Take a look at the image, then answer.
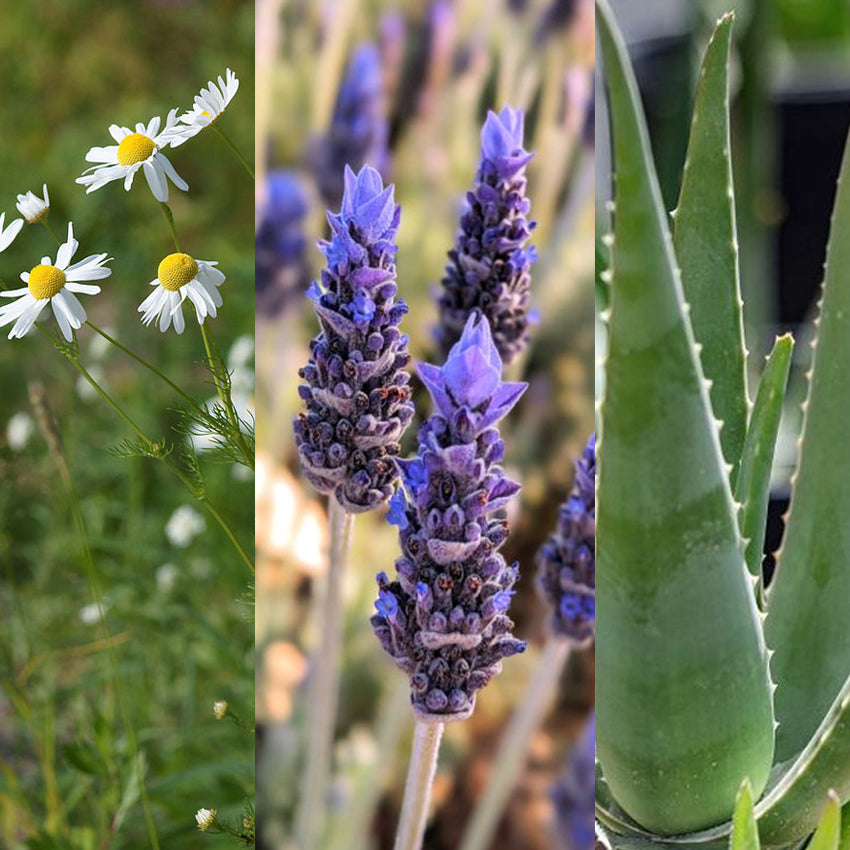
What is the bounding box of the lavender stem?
[459,637,572,850]
[297,499,355,850]
[394,720,445,850]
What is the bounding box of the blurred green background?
[0,1,255,847]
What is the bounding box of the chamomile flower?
[166,68,239,147]
[138,252,225,334]
[77,111,188,203]
[0,212,23,252]
[16,184,50,224]
[0,222,112,341]
[195,808,217,831]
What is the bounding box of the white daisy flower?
[166,68,239,147]
[16,184,50,224]
[77,111,188,203]
[6,412,34,451]
[0,212,24,252]
[138,252,225,334]
[165,504,206,548]
[0,222,112,341]
[195,808,217,832]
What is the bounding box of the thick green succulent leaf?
[734,335,794,594]
[757,673,850,847]
[765,131,850,762]
[807,793,841,850]
[672,13,749,482]
[730,780,761,850]
[596,0,775,835]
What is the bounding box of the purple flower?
[371,313,527,721]
[552,714,595,850]
[536,434,595,644]
[293,165,414,513]
[436,107,537,365]
[255,171,310,316]
[310,44,389,209]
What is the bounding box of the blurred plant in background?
[255,0,595,848]
[0,2,254,847]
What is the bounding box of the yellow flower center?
[28,264,66,300]
[158,253,198,291]
[116,133,156,166]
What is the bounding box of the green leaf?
[734,335,794,595]
[672,13,749,483]
[596,0,775,834]
[757,673,850,846]
[63,741,108,776]
[765,130,850,762]
[841,801,850,850]
[730,780,760,850]
[808,792,842,850]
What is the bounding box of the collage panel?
[255,0,595,848]
[0,2,255,846]
[596,0,850,846]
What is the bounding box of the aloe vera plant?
[595,1,850,846]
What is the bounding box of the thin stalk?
[85,321,207,418]
[67,356,254,573]
[160,202,181,252]
[393,720,445,850]
[458,637,571,850]
[296,500,355,850]
[42,220,62,245]
[210,122,255,180]
[42,399,160,849]
[199,321,253,469]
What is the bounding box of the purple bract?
[294,165,413,513]
[536,433,595,644]
[371,312,527,721]
[436,106,537,365]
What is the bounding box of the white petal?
[0,294,36,323]
[57,289,87,323]
[65,281,101,295]
[172,300,186,334]
[143,160,168,202]
[185,282,212,322]
[8,301,46,339]
[0,216,24,251]
[56,223,78,270]
[66,253,112,281]
[85,146,120,164]
[155,153,188,191]
[51,296,74,341]
[197,262,225,287]
[124,165,139,192]
[1,287,30,298]
[109,125,130,143]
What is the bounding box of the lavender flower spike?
[294,164,414,512]
[310,44,389,209]
[372,312,528,722]
[536,433,595,645]
[436,106,537,364]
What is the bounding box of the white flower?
[0,222,112,341]
[139,252,225,334]
[195,808,217,831]
[166,69,239,147]
[156,562,178,592]
[165,504,206,547]
[16,184,50,224]
[0,212,24,253]
[6,412,34,450]
[213,699,228,720]
[79,598,111,625]
[77,112,188,203]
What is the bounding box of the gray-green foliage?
[595,1,850,846]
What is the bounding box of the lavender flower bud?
[436,107,537,365]
[371,313,527,721]
[255,171,310,316]
[536,434,595,644]
[551,714,595,850]
[294,165,414,513]
[310,44,389,209]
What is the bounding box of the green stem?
[199,321,253,469]
[42,220,62,245]
[85,321,207,419]
[210,123,255,180]
[67,357,254,574]
[458,637,571,850]
[393,721,445,850]
[296,500,355,850]
[159,203,181,252]
[48,414,160,849]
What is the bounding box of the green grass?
[0,2,255,846]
